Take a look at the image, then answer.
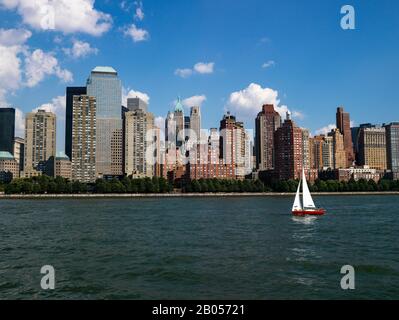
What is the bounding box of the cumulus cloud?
[225,83,302,121]
[33,95,66,118]
[315,124,336,136]
[123,24,149,42]
[0,28,32,46]
[24,49,73,87]
[0,28,32,103]
[175,62,215,78]
[182,95,207,107]
[63,39,98,59]
[0,0,112,36]
[122,87,150,106]
[193,62,214,74]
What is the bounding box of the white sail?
[292,180,302,211]
[302,169,316,209]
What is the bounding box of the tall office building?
[384,122,399,179]
[336,107,354,167]
[87,66,122,177]
[358,126,387,170]
[0,108,15,154]
[328,128,346,169]
[255,104,281,171]
[24,110,56,174]
[71,95,97,183]
[174,98,185,147]
[13,137,25,172]
[274,112,303,181]
[189,106,201,142]
[124,108,155,178]
[65,87,86,160]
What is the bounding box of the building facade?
[358,127,387,170]
[71,95,97,183]
[13,137,25,172]
[0,151,19,183]
[65,87,87,160]
[24,110,56,175]
[124,108,155,178]
[328,128,346,169]
[274,112,303,181]
[255,104,281,171]
[385,122,399,179]
[336,107,355,167]
[0,108,15,154]
[87,66,122,177]
[189,106,201,143]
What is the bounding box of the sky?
[1,0,399,153]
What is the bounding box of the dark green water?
[0,196,398,300]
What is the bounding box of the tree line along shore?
[1,175,399,195]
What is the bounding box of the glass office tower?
[0,108,15,154]
[87,67,123,177]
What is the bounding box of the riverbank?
[1,191,399,199]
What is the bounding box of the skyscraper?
[384,122,399,179]
[174,98,185,147]
[71,95,97,183]
[301,128,311,171]
[24,110,56,175]
[336,107,354,167]
[255,104,281,171]
[358,126,387,170]
[274,112,303,181]
[87,66,122,177]
[65,87,86,160]
[189,106,201,142]
[0,108,15,154]
[322,136,334,169]
[124,107,155,178]
[328,128,347,169]
[219,112,247,178]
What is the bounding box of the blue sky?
[0,0,399,153]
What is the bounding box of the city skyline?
[1,0,399,154]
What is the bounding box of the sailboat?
[292,169,326,216]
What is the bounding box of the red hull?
[292,209,326,216]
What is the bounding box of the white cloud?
[24,49,73,87]
[225,83,302,121]
[315,124,336,136]
[182,95,207,107]
[63,39,98,59]
[0,28,31,103]
[33,95,66,118]
[193,62,214,74]
[175,62,215,78]
[122,87,150,107]
[0,28,32,46]
[174,68,193,78]
[262,60,275,69]
[0,0,112,36]
[155,116,165,130]
[123,24,149,42]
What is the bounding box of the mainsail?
[292,180,302,211]
[302,169,316,209]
